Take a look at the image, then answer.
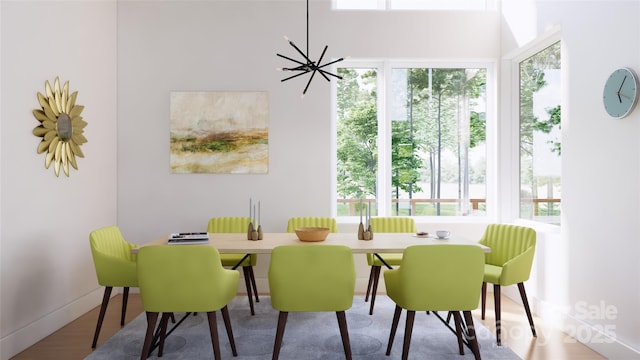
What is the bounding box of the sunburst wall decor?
[32,77,87,177]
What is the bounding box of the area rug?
[86,296,520,359]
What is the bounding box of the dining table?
[134,232,490,269]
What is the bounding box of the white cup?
[436,230,450,239]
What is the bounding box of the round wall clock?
[603,67,639,119]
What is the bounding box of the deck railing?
[337,198,561,216]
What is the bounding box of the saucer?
[435,236,449,240]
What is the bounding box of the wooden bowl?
[295,227,330,242]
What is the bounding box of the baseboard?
[0,288,106,360]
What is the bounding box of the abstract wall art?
[170,91,269,174]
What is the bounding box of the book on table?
[167,232,209,245]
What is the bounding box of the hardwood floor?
[11,293,606,360]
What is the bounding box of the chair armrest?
[93,253,138,286]
[499,246,535,286]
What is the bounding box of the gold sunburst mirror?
[32,77,87,177]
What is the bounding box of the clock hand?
[620,92,634,101]
[617,76,628,103]
[619,75,627,92]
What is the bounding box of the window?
[335,61,490,218]
[519,41,561,224]
[335,0,494,11]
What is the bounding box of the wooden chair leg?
[518,282,537,337]
[336,311,352,360]
[140,312,158,360]
[92,286,112,348]
[481,281,487,320]
[157,313,170,357]
[220,306,238,356]
[121,287,130,326]
[463,310,482,360]
[242,266,256,315]
[386,305,402,355]
[452,311,465,355]
[493,284,501,346]
[365,266,375,302]
[207,311,221,360]
[369,266,381,315]
[272,312,288,360]
[248,266,259,303]
[402,310,416,360]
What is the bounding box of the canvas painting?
[170,91,269,174]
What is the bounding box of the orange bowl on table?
[295,227,330,242]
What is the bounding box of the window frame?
[501,29,562,225]
[331,59,498,223]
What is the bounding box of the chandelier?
[277,0,344,97]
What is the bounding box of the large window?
[519,41,561,224]
[335,0,494,11]
[336,62,489,218]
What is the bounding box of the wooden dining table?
[134,232,490,269]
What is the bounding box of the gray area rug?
[86,295,520,359]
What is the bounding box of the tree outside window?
[336,63,487,217]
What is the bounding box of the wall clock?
[602,67,639,119]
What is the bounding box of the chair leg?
[481,281,487,320]
[401,310,416,360]
[121,287,130,326]
[493,284,501,346]
[336,311,352,360]
[463,310,482,360]
[365,266,375,302]
[140,312,159,360]
[207,311,221,360]
[242,266,256,315]
[248,266,260,303]
[386,305,402,355]
[272,312,288,360]
[157,313,170,357]
[369,266,381,315]
[452,311,465,355]
[92,286,112,348]
[518,282,537,337]
[221,306,238,356]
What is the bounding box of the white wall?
[0,1,118,358]
[115,0,500,302]
[502,1,640,358]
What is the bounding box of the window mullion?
[377,62,391,216]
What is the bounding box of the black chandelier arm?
[317,57,344,69]
[318,68,343,81]
[287,40,313,65]
[281,70,312,83]
[314,46,330,81]
[303,69,318,95]
[277,53,307,67]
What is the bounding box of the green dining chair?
[286,216,338,233]
[208,216,259,315]
[268,245,355,360]
[384,245,484,360]
[89,226,138,348]
[366,216,416,315]
[137,245,239,360]
[479,223,537,346]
